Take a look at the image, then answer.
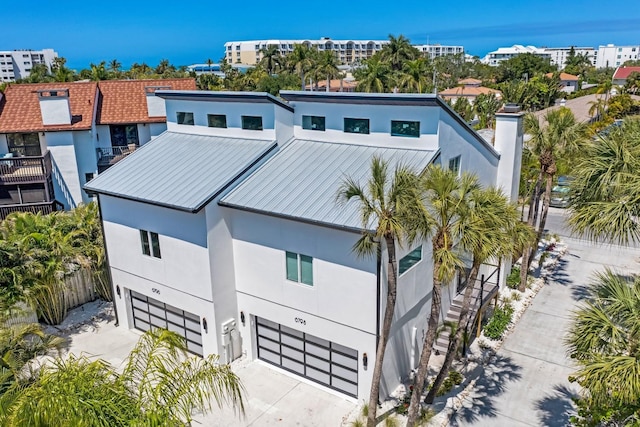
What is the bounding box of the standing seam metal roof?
[220,139,435,231]
[84,132,276,212]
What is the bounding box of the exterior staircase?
[433,267,500,355]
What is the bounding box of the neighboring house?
[439,78,502,103]
[482,45,550,66]
[412,44,464,59]
[545,72,580,93]
[0,78,196,218]
[612,66,640,87]
[85,90,524,402]
[0,49,58,82]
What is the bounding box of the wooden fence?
[3,268,99,327]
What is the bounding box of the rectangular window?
[242,115,263,130]
[177,112,194,125]
[7,133,41,156]
[399,246,422,275]
[449,155,461,175]
[344,118,370,134]
[302,115,326,131]
[207,114,227,128]
[140,230,150,256]
[85,173,94,183]
[285,251,313,286]
[391,120,420,137]
[109,124,139,146]
[140,230,161,259]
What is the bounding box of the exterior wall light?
[116,285,121,298]
[240,311,245,326]
[363,353,368,370]
[202,317,208,333]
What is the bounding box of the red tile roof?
[439,86,502,98]
[96,78,196,125]
[545,72,579,81]
[0,82,98,133]
[458,78,482,85]
[613,66,640,81]
[304,79,357,92]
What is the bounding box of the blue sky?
[4,1,639,69]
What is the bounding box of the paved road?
[450,209,640,426]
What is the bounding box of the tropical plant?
[450,97,474,121]
[355,55,391,93]
[108,59,122,78]
[315,50,341,92]
[566,269,640,426]
[379,35,419,72]
[288,44,316,90]
[474,93,502,129]
[0,329,245,426]
[423,188,534,404]
[337,157,421,427]
[259,45,282,75]
[568,118,640,244]
[519,108,586,291]
[399,59,430,93]
[405,167,480,427]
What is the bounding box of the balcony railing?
[0,151,52,185]
[97,145,138,172]
[0,200,64,220]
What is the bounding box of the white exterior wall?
[149,123,166,139]
[100,195,219,355]
[0,134,7,154]
[596,45,640,68]
[46,131,83,208]
[290,101,440,149]
[137,123,152,145]
[436,111,499,187]
[95,125,112,149]
[73,131,98,202]
[231,209,377,399]
[165,99,279,141]
[0,49,58,82]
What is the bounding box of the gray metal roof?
[220,139,436,231]
[85,132,276,212]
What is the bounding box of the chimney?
[145,86,171,117]
[37,89,71,125]
[494,104,524,203]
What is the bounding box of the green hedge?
[483,303,514,340]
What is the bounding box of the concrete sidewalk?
[450,237,640,426]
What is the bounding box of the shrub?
[483,303,514,340]
[511,291,522,301]
[449,370,463,385]
[506,267,521,289]
[435,370,464,396]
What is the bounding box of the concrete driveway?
[61,313,355,427]
[450,213,640,426]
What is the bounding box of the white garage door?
[130,290,203,356]
[256,317,358,397]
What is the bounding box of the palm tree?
[588,97,607,121]
[474,93,502,129]
[259,45,282,75]
[399,58,430,93]
[337,157,420,427]
[288,44,315,90]
[568,118,640,244]
[519,109,586,291]
[424,189,534,404]
[596,80,613,103]
[379,35,419,72]
[108,59,122,78]
[405,166,480,427]
[355,55,391,93]
[316,50,340,92]
[566,269,640,424]
[0,329,245,426]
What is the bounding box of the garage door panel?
[129,291,203,357]
[255,317,358,398]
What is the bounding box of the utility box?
[220,319,240,363]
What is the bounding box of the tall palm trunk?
[326,75,330,92]
[424,261,480,404]
[536,171,554,243]
[520,170,544,291]
[366,235,398,427]
[300,70,305,91]
[406,261,443,427]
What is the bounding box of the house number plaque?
[294,317,306,325]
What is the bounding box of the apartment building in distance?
[0,49,58,82]
[224,38,465,65]
[596,44,640,69]
[544,47,596,67]
[482,45,551,66]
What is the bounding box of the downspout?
[96,194,119,327]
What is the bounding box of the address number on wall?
[294,317,306,325]
[151,288,160,295]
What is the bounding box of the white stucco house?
[84,91,524,401]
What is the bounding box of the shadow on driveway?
[535,384,578,426]
[449,354,522,426]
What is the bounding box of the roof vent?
[503,103,521,113]
[37,88,72,125]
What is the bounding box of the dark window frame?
[344,117,370,134]
[285,251,313,286]
[140,230,161,259]
[302,115,326,131]
[176,112,195,125]
[7,133,41,156]
[207,114,227,128]
[391,120,420,138]
[399,246,422,275]
[241,115,263,130]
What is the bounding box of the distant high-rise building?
[0,49,58,82]
[596,44,640,69]
[223,38,464,65]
